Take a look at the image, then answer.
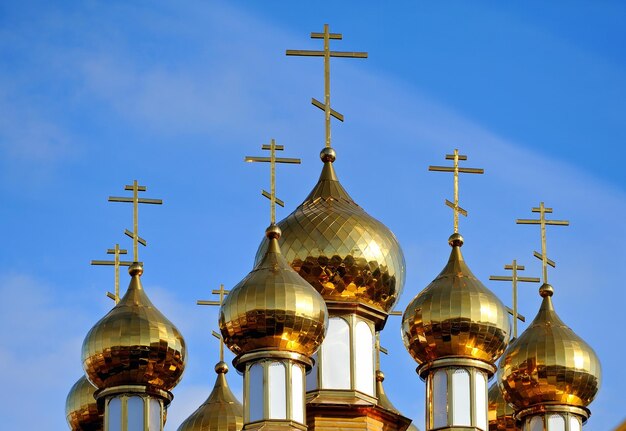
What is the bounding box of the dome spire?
[516,201,569,284]
[286,23,367,151]
[428,148,484,234]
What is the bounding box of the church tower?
[254,24,410,431]
[402,150,511,431]
[82,181,187,431]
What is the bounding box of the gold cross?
[516,202,569,284]
[287,24,368,149]
[245,139,300,225]
[490,259,540,338]
[108,180,163,262]
[375,332,388,372]
[429,149,484,233]
[197,284,230,362]
[91,244,137,304]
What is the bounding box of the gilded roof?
[488,382,518,431]
[82,263,186,392]
[255,154,405,314]
[220,227,328,358]
[498,284,601,410]
[177,362,243,431]
[402,234,510,365]
[65,375,102,431]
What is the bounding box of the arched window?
[291,364,304,423]
[249,363,264,422]
[529,416,543,431]
[547,414,565,431]
[127,396,144,430]
[433,370,448,428]
[268,362,286,419]
[354,320,374,396]
[148,399,161,431]
[321,317,350,389]
[569,416,582,431]
[107,397,122,431]
[475,371,487,430]
[452,369,471,426]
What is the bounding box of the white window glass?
[249,363,264,422]
[475,371,487,430]
[268,362,287,419]
[433,370,448,428]
[547,414,565,431]
[291,364,304,423]
[354,320,374,396]
[569,416,581,431]
[107,397,122,431]
[321,318,350,389]
[306,354,318,391]
[148,399,161,431]
[530,416,543,431]
[127,396,144,430]
[452,369,471,426]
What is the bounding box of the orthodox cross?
[91,243,135,303]
[108,180,163,262]
[516,202,569,284]
[287,24,368,149]
[428,149,484,233]
[375,332,388,372]
[197,284,229,362]
[489,259,540,338]
[245,139,300,224]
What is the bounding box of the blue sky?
[0,1,624,430]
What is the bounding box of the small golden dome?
[177,362,243,431]
[254,150,405,314]
[402,234,510,366]
[488,382,517,431]
[220,226,328,358]
[498,284,601,410]
[66,375,103,431]
[82,263,186,392]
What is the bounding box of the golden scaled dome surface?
[82,264,186,392]
[255,151,405,314]
[177,362,243,431]
[498,284,601,410]
[402,234,511,365]
[488,382,517,431]
[66,375,103,431]
[221,227,328,357]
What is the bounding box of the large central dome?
[254,148,405,313]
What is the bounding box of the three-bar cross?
[91,243,136,303]
[490,259,540,338]
[197,284,230,362]
[429,149,484,233]
[516,202,569,284]
[108,180,162,262]
[245,139,300,224]
[287,24,368,149]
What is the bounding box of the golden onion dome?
[220,225,328,358]
[254,148,405,314]
[498,284,601,410]
[402,233,510,366]
[177,361,243,431]
[66,375,103,431]
[488,382,517,431]
[82,263,186,392]
[376,370,421,431]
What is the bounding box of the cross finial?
[287,24,368,151]
[516,202,569,284]
[245,139,300,225]
[429,149,484,233]
[108,180,163,262]
[375,332,388,372]
[91,243,136,304]
[197,284,230,362]
[490,259,540,338]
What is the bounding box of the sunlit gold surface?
[498,284,601,410]
[82,264,186,391]
[66,375,103,431]
[255,157,405,313]
[177,362,243,431]
[221,229,328,357]
[488,382,517,431]
[402,235,510,365]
